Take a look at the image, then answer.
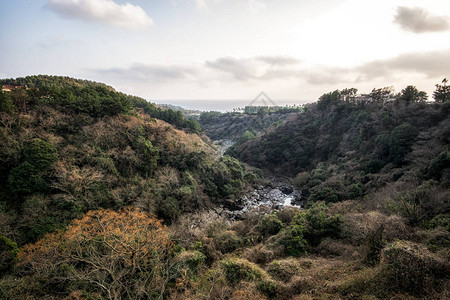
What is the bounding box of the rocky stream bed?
[217,178,303,220]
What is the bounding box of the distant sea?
[154,99,314,112]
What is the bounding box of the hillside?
[0,79,449,300]
[199,111,298,141]
[0,76,257,247]
[231,93,450,212]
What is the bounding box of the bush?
[156,196,181,224]
[308,186,339,203]
[425,150,450,181]
[172,250,206,278]
[256,280,278,298]
[222,258,264,284]
[294,172,310,189]
[133,136,158,177]
[0,236,19,273]
[214,230,242,254]
[365,225,384,266]
[276,207,299,224]
[294,202,343,246]
[347,183,363,199]
[255,214,284,237]
[17,208,173,299]
[275,224,307,257]
[267,259,300,282]
[429,214,450,231]
[381,240,449,295]
[364,159,385,174]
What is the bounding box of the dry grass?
[242,243,278,265]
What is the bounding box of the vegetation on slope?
[0,76,257,248]
[230,85,450,224]
[0,77,449,299]
[199,111,297,141]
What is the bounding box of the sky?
[1,0,450,110]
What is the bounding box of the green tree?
[134,137,159,177]
[0,91,15,113]
[8,161,47,194]
[341,88,358,102]
[0,235,19,273]
[369,86,395,103]
[389,123,419,165]
[398,85,428,103]
[24,139,58,170]
[8,139,58,195]
[433,78,450,103]
[317,90,341,110]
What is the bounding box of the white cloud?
[96,63,199,83]
[394,6,450,33]
[206,56,301,80]
[191,0,265,14]
[247,0,266,15]
[46,0,153,30]
[192,0,208,10]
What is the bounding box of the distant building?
[351,94,372,103]
[1,85,38,92]
[1,85,20,92]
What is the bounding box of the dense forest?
[0,77,449,299]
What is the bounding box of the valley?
[0,76,449,300]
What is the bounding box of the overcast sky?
[1,0,449,107]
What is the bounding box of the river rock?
[264,189,286,203]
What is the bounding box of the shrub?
[172,250,206,278]
[275,225,307,257]
[18,208,173,299]
[364,159,385,174]
[276,207,299,224]
[365,225,384,266]
[267,259,300,282]
[256,280,278,298]
[8,139,58,195]
[347,183,363,199]
[244,171,259,183]
[308,186,339,203]
[425,150,450,182]
[214,230,242,254]
[255,214,284,237]
[221,258,264,284]
[429,214,450,231]
[242,244,275,265]
[294,202,343,246]
[293,172,310,189]
[0,236,19,273]
[390,180,442,225]
[156,196,181,224]
[381,240,449,295]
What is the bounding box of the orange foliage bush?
[19,208,173,299]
